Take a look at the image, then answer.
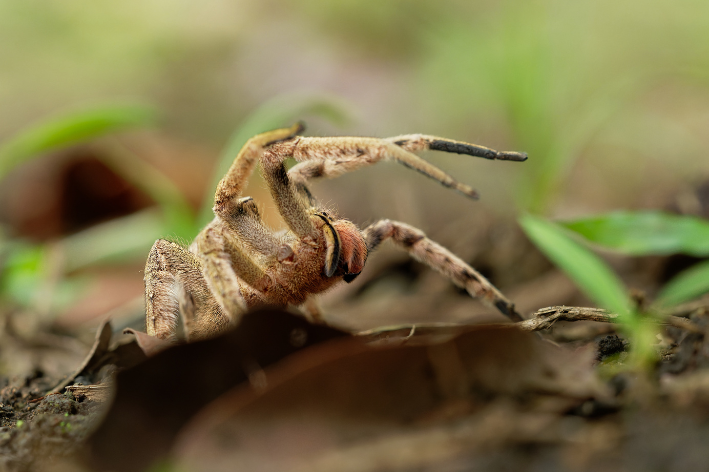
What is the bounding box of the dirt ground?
[2,245,709,472]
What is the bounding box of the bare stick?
[518,306,704,334]
[358,305,705,345]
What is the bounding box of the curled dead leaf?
[171,325,608,472]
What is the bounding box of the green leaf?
[96,143,197,239]
[519,214,631,316]
[0,243,46,307]
[0,104,157,180]
[657,259,709,307]
[198,94,352,226]
[61,208,167,272]
[560,211,709,256]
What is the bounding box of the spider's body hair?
[145,239,226,340]
[147,210,366,340]
[145,124,526,341]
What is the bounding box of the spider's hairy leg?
[144,239,227,341]
[287,137,497,200]
[286,165,317,206]
[261,148,319,239]
[193,220,271,327]
[387,134,528,162]
[220,196,281,257]
[213,122,304,218]
[362,220,523,322]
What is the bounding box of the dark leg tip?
[495,300,524,322]
[265,122,306,147]
[293,121,306,135]
[497,151,528,162]
[458,187,480,200]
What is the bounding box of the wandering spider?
[144,123,527,341]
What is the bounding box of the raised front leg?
[284,134,526,200]
[385,134,527,162]
[260,151,318,239]
[213,122,305,224]
[362,219,523,322]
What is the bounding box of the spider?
[144,122,528,341]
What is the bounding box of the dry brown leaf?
[123,327,175,356]
[51,318,113,393]
[172,325,607,472]
[88,309,349,472]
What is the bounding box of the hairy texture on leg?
[174,283,196,341]
[277,136,481,199]
[146,125,527,340]
[260,155,316,238]
[144,240,225,340]
[218,196,281,258]
[213,122,304,218]
[388,134,528,162]
[192,221,267,328]
[288,161,323,205]
[363,220,523,322]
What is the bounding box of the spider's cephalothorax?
[144,123,528,341]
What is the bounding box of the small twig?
[357,305,706,344]
[65,384,113,402]
[518,306,705,334]
[517,306,618,331]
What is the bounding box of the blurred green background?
[1,0,708,335]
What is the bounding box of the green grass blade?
[0,104,157,180]
[520,214,631,316]
[657,259,709,307]
[97,143,197,239]
[61,208,166,272]
[0,242,46,307]
[198,94,352,226]
[560,211,709,256]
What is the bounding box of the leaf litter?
[3,183,709,471]
[2,282,709,472]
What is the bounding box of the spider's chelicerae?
[145,123,527,341]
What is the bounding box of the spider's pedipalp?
[315,213,342,278]
[332,218,368,281]
[362,219,523,322]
